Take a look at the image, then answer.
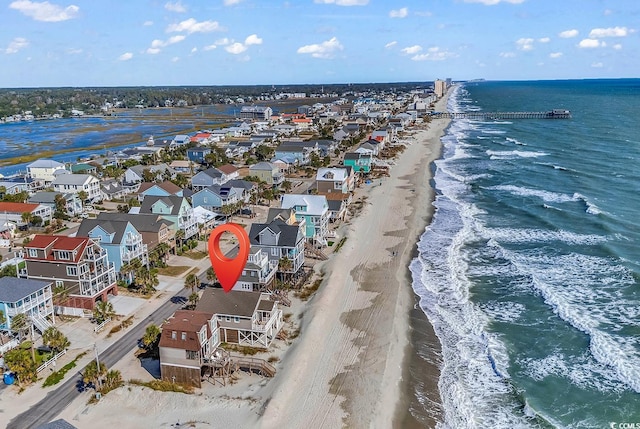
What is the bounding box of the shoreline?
[259,95,451,428]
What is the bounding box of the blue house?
[0,277,54,333]
[187,147,212,164]
[273,145,311,166]
[137,181,184,200]
[77,219,148,272]
[191,185,238,212]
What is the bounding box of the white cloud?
[118,52,133,61]
[499,51,516,58]
[559,29,578,38]
[5,37,29,54]
[463,0,524,5]
[613,43,622,50]
[549,52,563,58]
[589,26,629,38]
[604,9,613,16]
[385,41,397,49]
[401,45,422,54]
[146,48,161,54]
[9,0,79,22]
[389,7,408,18]
[191,47,198,53]
[516,37,534,51]
[203,44,216,51]
[168,35,186,44]
[215,37,230,46]
[591,62,603,68]
[538,37,550,43]
[66,47,82,54]
[143,20,153,26]
[297,37,344,59]
[314,0,369,5]
[411,46,457,61]
[164,1,186,12]
[148,34,185,52]
[171,56,180,62]
[166,18,223,34]
[578,38,605,48]
[225,43,247,54]
[224,0,242,4]
[244,34,263,46]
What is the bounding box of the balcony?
[272,173,285,185]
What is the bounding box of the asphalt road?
[7,287,191,429]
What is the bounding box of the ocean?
[409,79,640,428]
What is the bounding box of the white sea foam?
[574,193,605,215]
[486,149,548,159]
[482,227,607,245]
[497,247,640,393]
[480,301,526,323]
[489,185,575,203]
[506,137,527,146]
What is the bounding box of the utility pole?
[94,343,102,390]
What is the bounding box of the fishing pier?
[430,109,571,120]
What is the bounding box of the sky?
[1,0,639,87]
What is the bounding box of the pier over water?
[430,109,572,120]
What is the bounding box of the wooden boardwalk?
[430,109,571,119]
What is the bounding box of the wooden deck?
[430,110,571,119]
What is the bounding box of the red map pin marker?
[208,223,250,293]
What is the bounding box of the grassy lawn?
[182,250,208,260]
[156,265,190,276]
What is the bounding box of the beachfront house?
[240,106,273,121]
[0,277,54,334]
[196,289,283,349]
[97,212,176,254]
[315,167,354,194]
[280,194,330,245]
[248,217,306,277]
[273,145,312,166]
[139,195,198,241]
[343,152,372,173]
[52,174,101,202]
[76,219,148,273]
[186,147,212,164]
[124,163,176,185]
[22,235,117,312]
[232,246,278,292]
[159,310,220,388]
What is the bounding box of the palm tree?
[184,273,199,294]
[42,326,70,353]
[278,256,293,285]
[188,292,200,308]
[142,324,161,350]
[83,360,107,386]
[0,310,6,345]
[53,283,70,307]
[134,265,158,294]
[205,267,218,286]
[93,301,115,325]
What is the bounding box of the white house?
[52,174,101,202]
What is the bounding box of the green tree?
[206,267,218,286]
[0,310,6,345]
[53,283,70,306]
[83,359,107,386]
[78,190,88,204]
[21,211,33,226]
[184,273,199,294]
[188,292,200,308]
[42,326,70,353]
[278,256,293,284]
[281,180,293,193]
[93,301,115,324]
[142,324,161,350]
[4,348,37,385]
[0,264,17,278]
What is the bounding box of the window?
[55,280,64,287]
[28,248,37,258]
[271,248,278,256]
[225,316,231,322]
[66,266,78,276]
[234,317,239,323]
[171,331,177,340]
[186,350,198,360]
[181,332,187,341]
[58,251,71,260]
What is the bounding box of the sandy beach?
[46,95,451,429]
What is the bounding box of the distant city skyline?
[1,0,638,88]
